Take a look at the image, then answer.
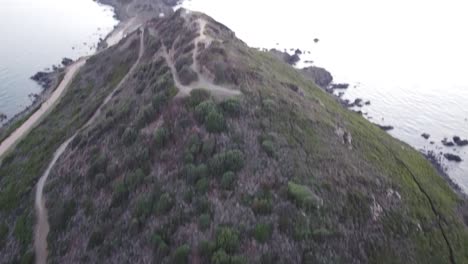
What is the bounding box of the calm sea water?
[179,0,468,192]
[0,0,117,121]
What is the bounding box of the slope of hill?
[0,9,467,264]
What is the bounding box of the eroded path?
[33,28,145,264]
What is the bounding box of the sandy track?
[0,59,86,160]
[33,28,145,264]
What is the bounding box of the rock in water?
[421,133,430,139]
[442,138,455,147]
[453,136,468,146]
[444,153,462,162]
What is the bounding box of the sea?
[0,0,117,121]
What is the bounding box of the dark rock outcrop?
[269,49,300,65]
[453,136,468,146]
[31,71,54,89]
[61,57,73,66]
[444,153,462,162]
[300,66,333,88]
[377,125,394,131]
[421,133,430,140]
[442,138,455,147]
[330,83,350,89]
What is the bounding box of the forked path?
[34,28,145,264]
[158,17,241,99]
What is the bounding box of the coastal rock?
[453,136,468,146]
[295,49,302,55]
[314,38,320,43]
[300,66,333,88]
[288,54,300,65]
[442,138,455,147]
[421,133,430,140]
[31,71,54,90]
[61,57,73,66]
[364,100,371,105]
[330,83,350,89]
[354,98,363,107]
[444,153,462,162]
[0,113,7,123]
[377,125,394,131]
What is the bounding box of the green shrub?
[287,181,322,209]
[251,198,272,215]
[209,150,245,175]
[14,213,32,247]
[202,137,216,158]
[189,89,211,107]
[52,200,77,231]
[220,98,242,117]
[231,255,248,264]
[216,227,240,253]
[87,229,105,249]
[185,164,208,185]
[111,180,128,207]
[154,127,170,148]
[187,134,202,154]
[0,222,8,244]
[211,249,230,264]
[172,244,190,264]
[194,100,217,122]
[156,193,174,215]
[221,171,236,190]
[205,110,225,133]
[196,177,210,194]
[261,140,275,157]
[122,127,138,146]
[134,195,153,220]
[254,223,272,243]
[199,240,216,258]
[127,168,145,191]
[137,104,157,127]
[152,93,170,111]
[88,154,107,177]
[194,197,211,215]
[151,233,170,258]
[198,214,211,231]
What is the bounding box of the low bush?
[261,140,275,157]
[189,89,211,107]
[154,127,170,148]
[211,249,230,264]
[216,227,240,253]
[220,98,242,117]
[209,150,245,175]
[87,229,105,250]
[196,177,210,194]
[155,193,174,215]
[172,244,190,264]
[254,223,272,243]
[122,127,138,146]
[198,214,211,231]
[205,110,225,133]
[251,198,272,215]
[221,171,236,190]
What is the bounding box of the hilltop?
[0,8,467,264]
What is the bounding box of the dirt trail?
[0,59,86,160]
[33,28,145,264]
[158,16,241,99]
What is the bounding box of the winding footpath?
[33,28,145,264]
[0,59,86,160]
